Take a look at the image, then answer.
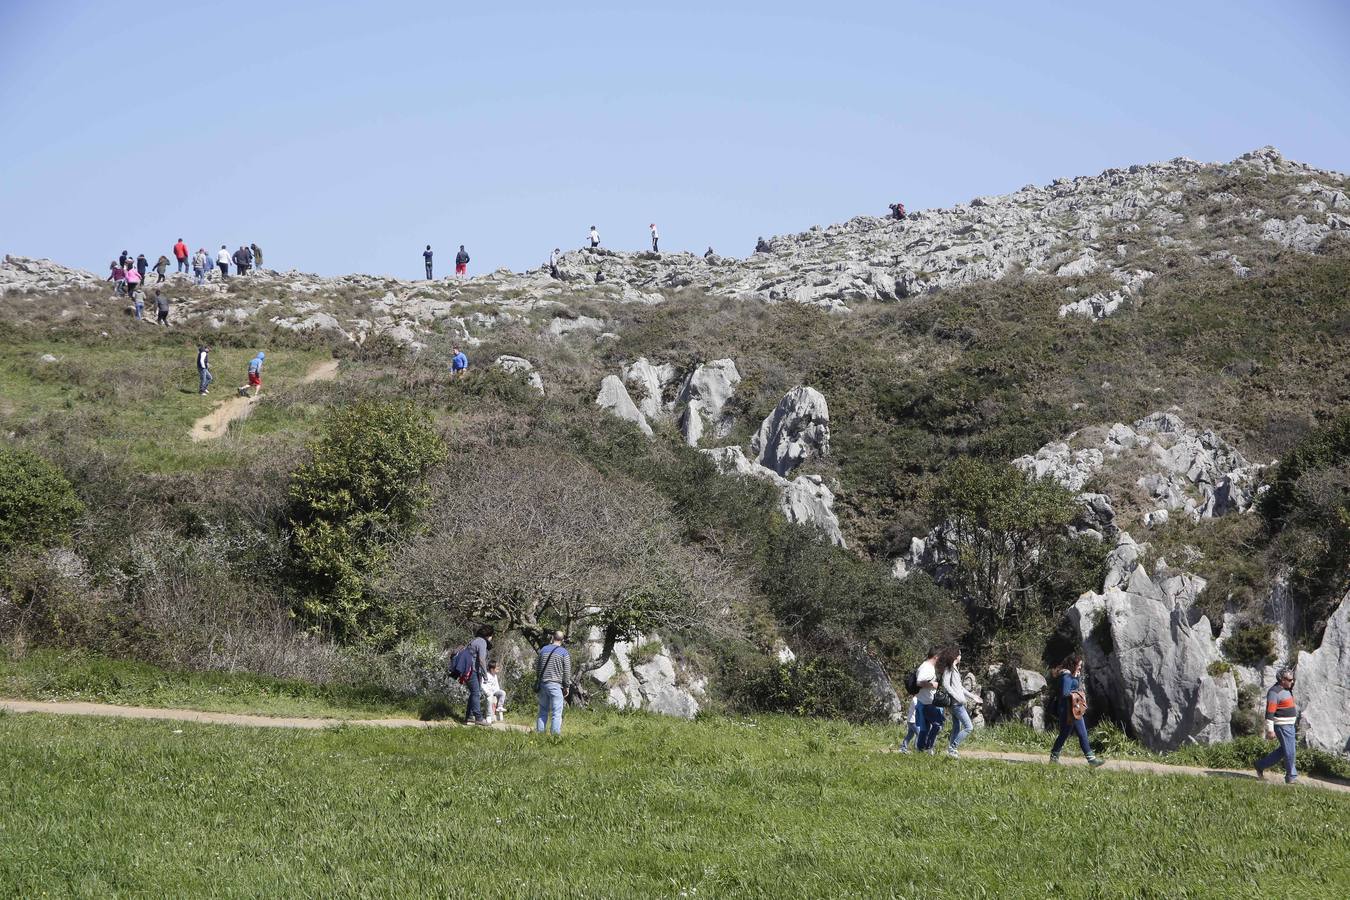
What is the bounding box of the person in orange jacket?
[173,238,189,274]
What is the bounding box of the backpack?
[903,667,920,695]
[449,644,476,684]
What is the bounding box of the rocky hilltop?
[2,147,1347,754]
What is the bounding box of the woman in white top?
[938,647,981,758]
[913,647,943,752]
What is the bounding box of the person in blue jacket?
[1049,654,1106,767]
[247,351,265,396]
[450,346,469,379]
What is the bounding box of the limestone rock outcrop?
[595,375,652,436]
[1296,590,1350,756]
[676,359,741,447]
[1071,581,1237,751]
[751,386,830,476]
[494,355,544,395]
[701,446,845,547]
[584,632,703,719]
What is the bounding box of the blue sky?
[2,1,1347,278]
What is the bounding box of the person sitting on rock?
[704,246,715,259]
[889,202,907,221]
[754,236,770,253]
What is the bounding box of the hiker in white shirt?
[913,647,943,752]
[939,648,981,758]
[216,245,231,279]
[588,226,600,250]
[650,223,659,252]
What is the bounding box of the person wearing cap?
[650,223,659,253]
[1256,668,1300,784]
[534,631,571,735]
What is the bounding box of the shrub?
[736,657,888,722]
[0,447,84,551]
[288,402,445,645]
[1222,624,1276,666]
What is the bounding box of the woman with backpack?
[913,647,946,752]
[939,647,981,758]
[1049,654,1105,767]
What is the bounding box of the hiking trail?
[0,698,528,732]
[2,698,1345,792]
[190,358,339,442]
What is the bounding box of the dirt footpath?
[190,358,339,442]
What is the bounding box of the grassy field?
[1,708,1347,898]
[0,336,334,471]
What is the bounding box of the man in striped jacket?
[535,631,571,736]
[1255,668,1299,784]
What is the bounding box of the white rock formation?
[676,359,741,447]
[701,446,845,547]
[750,386,831,476]
[622,357,679,421]
[584,632,702,719]
[595,375,651,436]
[494,355,544,395]
[1296,590,1350,756]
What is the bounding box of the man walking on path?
[250,243,263,272]
[154,289,170,326]
[549,248,562,279]
[197,345,212,395]
[217,245,231,280]
[588,225,600,250]
[423,245,433,279]
[192,248,207,285]
[450,346,469,379]
[247,351,265,396]
[136,253,149,281]
[1256,668,1300,784]
[234,246,248,277]
[465,626,494,726]
[650,223,659,252]
[455,245,469,278]
[535,631,571,735]
[174,238,189,273]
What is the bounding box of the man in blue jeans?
[1256,668,1299,784]
[535,631,571,735]
[464,625,494,726]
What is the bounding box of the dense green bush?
[734,657,888,722]
[0,447,84,551]
[1223,624,1276,666]
[288,402,445,645]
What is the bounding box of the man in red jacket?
[173,238,189,274]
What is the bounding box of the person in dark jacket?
[754,237,770,253]
[465,625,495,726]
[154,289,170,326]
[119,250,130,269]
[153,255,170,282]
[1049,654,1106,767]
[1255,668,1299,784]
[136,253,149,280]
[233,246,248,276]
[455,245,470,278]
[423,245,433,279]
[196,344,212,395]
[250,243,263,271]
[535,631,572,735]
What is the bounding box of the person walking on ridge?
[192,248,208,286]
[754,236,770,253]
[1049,654,1106,767]
[450,346,469,379]
[549,248,562,279]
[173,238,189,273]
[250,243,263,272]
[1255,668,1299,784]
[246,351,265,396]
[196,344,212,395]
[135,253,149,281]
[588,225,600,250]
[154,255,170,283]
[217,245,231,280]
[131,283,145,321]
[650,223,659,253]
[233,246,248,277]
[243,244,255,274]
[535,631,571,735]
[455,245,469,278]
[423,245,433,279]
[109,261,126,294]
[124,264,142,305]
[154,289,170,326]
[119,249,130,270]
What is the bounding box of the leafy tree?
[0,447,84,551]
[928,458,1083,644]
[288,402,445,645]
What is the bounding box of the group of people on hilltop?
[898,649,1305,784]
[420,245,470,280]
[453,627,572,735]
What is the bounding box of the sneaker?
[1255,764,1266,780]
[898,744,910,754]
[1285,775,1298,785]
[1088,756,1106,768]
[946,748,960,759]
[1049,753,1061,764]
